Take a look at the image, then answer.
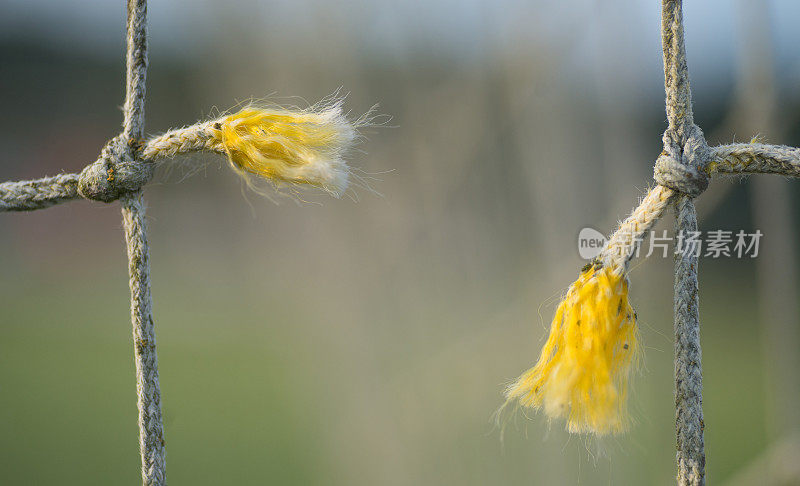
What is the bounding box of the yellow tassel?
[213,98,361,197]
[505,263,639,435]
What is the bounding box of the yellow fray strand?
[211,97,364,198]
[505,263,639,435]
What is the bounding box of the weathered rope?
[142,122,218,160]
[654,125,710,197]
[6,140,796,213]
[123,0,148,144]
[660,1,706,484]
[657,0,710,198]
[122,191,165,485]
[711,143,800,176]
[674,194,705,485]
[119,1,166,485]
[79,135,154,203]
[0,174,80,211]
[602,184,675,270]
[661,0,694,137]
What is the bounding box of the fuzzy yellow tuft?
[506,263,639,435]
[213,98,361,197]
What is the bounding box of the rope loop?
[654,124,711,198]
[78,134,154,202]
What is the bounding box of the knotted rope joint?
[78,135,153,203]
[654,125,711,198]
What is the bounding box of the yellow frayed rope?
[143,96,372,198]
[503,184,673,436]
[505,263,639,435]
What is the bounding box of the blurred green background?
[1,0,800,484]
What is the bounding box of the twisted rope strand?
[601,185,676,270]
[123,0,148,143]
[142,122,220,160]
[120,1,165,485]
[122,192,165,485]
[711,143,800,176]
[661,2,705,484]
[661,0,695,139]
[5,140,789,215]
[0,174,80,212]
[674,195,705,485]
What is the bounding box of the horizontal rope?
[0,122,216,212]
[2,138,799,214]
[0,173,80,211]
[142,122,219,160]
[593,139,800,272]
[710,143,800,177]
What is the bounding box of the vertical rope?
[661,2,705,484]
[122,192,165,485]
[674,195,705,486]
[661,0,694,138]
[123,0,148,143]
[120,1,165,484]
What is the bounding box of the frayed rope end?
[504,263,640,436]
[212,96,373,198]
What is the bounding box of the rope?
[661,0,695,138]
[122,191,165,485]
[0,174,80,211]
[660,2,706,484]
[602,184,675,270]
[79,135,155,203]
[123,0,148,144]
[711,143,800,176]
[6,139,797,213]
[142,122,218,160]
[120,1,166,485]
[674,194,705,485]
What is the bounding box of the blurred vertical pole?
[735,0,800,439]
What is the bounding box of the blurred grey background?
[1,0,800,484]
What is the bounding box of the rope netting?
[3,1,799,485]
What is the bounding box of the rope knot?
[653,124,710,197]
[78,135,154,202]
